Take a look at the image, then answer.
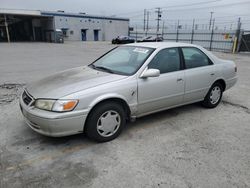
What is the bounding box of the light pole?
[209,11,214,30]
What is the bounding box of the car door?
[181,47,215,103]
[137,48,185,115]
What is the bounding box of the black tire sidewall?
[203,82,223,108]
[85,102,126,142]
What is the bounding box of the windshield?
[90,46,154,75]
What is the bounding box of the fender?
[87,93,138,116]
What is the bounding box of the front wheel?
[202,82,223,108]
[85,102,126,142]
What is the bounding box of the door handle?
[177,78,183,82]
[210,73,215,76]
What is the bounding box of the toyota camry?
[20,42,237,142]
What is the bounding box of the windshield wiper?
[90,65,114,74]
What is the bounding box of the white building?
[0,9,129,42]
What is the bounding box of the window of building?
[148,48,181,74]
[70,30,74,35]
[61,28,69,37]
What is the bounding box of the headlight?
[35,99,55,111]
[35,99,78,112]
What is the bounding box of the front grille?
[22,90,33,106]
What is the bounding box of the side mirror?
[140,69,160,78]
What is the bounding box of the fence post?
[162,21,165,40]
[235,17,242,52]
[191,19,195,44]
[209,19,215,51]
[135,25,138,42]
[176,20,179,42]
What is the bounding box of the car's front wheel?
[202,82,223,108]
[85,102,126,142]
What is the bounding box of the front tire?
[202,82,223,108]
[85,102,126,142]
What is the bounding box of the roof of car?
[125,42,198,49]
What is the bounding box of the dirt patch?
[0,83,25,105]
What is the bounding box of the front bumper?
[19,95,88,137]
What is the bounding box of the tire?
[85,102,126,142]
[202,82,223,108]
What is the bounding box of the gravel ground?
[0,42,250,188]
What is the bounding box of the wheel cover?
[97,110,121,137]
[210,86,221,104]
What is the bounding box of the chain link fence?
[129,29,238,52]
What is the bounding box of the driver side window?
[148,48,180,74]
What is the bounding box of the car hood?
[26,66,127,99]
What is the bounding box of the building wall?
[54,16,129,41]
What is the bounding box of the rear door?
[181,47,215,103]
[137,48,185,115]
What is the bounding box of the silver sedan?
[20,42,237,142]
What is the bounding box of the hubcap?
[97,110,121,137]
[210,86,221,104]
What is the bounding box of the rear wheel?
[85,102,126,142]
[202,82,223,108]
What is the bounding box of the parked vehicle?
[138,36,163,42]
[20,42,237,142]
[112,36,135,44]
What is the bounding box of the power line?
[117,0,223,16]
[163,0,250,12]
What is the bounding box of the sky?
[1,0,250,29]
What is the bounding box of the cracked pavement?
[0,42,250,188]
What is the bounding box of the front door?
[94,30,99,41]
[137,48,185,115]
[81,29,87,41]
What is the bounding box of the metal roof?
[0,9,129,21]
[0,8,42,16]
[41,11,129,21]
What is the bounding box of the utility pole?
[209,18,215,50]
[146,11,149,36]
[209,11,214,30]
[176,20,180,42]
[237,17,242,31]
[4,14,10,43]
[143,9,146,31]
[155,7,162,35]
[191,19,195,44]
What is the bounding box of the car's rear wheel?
[202,82,223,108]
[85,102,126,142]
